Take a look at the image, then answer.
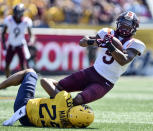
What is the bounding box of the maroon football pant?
[6,45,26,68]
[58,66,114,104]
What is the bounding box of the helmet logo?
[125,11,134,20]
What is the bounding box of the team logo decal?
[125,11,134,20]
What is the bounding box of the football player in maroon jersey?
[44,11,145,106]
[1,3,32,77]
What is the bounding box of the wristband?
[87,39,95,45]
[106,42,116,52]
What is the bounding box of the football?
[112,37,123,52]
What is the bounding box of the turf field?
[0,75,153,131]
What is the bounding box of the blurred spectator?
[79,0,92,24]
[121,0,151,22]
[46,0,65,26]
[91,0,114,25]
[0,0,152,27]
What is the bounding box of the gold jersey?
[26,91,73,128]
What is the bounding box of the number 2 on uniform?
[39,104,56,120]
[39,104,60,127]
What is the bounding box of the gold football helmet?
[68,105,94,128]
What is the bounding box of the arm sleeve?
[26,17,33,27]
[3,17,9,26]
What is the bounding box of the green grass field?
[0,75,153,131]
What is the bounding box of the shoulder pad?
[128,38,146,55]
[97,28,115,39]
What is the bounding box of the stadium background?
[0,0,153,130]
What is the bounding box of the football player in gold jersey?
[0,69,94,128]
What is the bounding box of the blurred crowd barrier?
[0,0,152,27]
[127,28,153,76]
[0,28,95,74]
[0,28,153,76]
[124,50,153,76]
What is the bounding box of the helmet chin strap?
[116,23,135,38]
[116,29,133,38]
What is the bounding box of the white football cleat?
[3,119,13,126]
[3,105,26,126]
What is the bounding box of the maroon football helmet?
[13,4,25,23]
[116,11,139,37]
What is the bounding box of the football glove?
[103,34,113,44]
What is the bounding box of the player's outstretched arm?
[79,34,102,47]
[79,37,97,47]
[111,48,139,66]
[0,69,35,89]
[40,78,60,97]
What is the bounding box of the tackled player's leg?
[1,69,38,126]
[0,69,35,89]
[13,69,38,126]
